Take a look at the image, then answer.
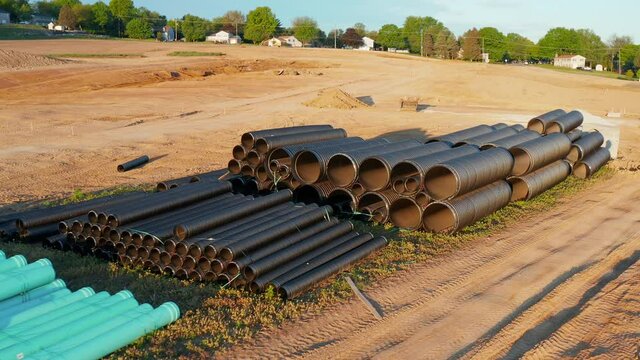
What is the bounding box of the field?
[1,39,639,359]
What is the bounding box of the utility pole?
[235,22,238,36]
[420,27,424,57]
[174,19,178,41]
[481,37,485,63]
[618,48,622,75]
[334,26,337,49]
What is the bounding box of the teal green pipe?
[0,291,114,344]
[0,259,56,302]
[0,280,66,312]
[0,292,139,359]
[0,255,27,274]
[0,289,70,322]
[0,288,94,330]
[0,250,5,260]
[25,304,155,360]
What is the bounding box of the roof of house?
[555,54,585,59]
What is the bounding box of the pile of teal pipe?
[0,249,180,360]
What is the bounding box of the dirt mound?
[304,88,368,109]
[0,49,70,71]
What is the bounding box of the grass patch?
[536,64,636,81]
[49,53,145,58]
[0,24,52,40]
[0,167,615,358]
[167,51,225,57]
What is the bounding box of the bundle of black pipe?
[267,137,365,174]
[241,125,334,149]
[527,109,566,134]
[479,130,540,150]
[326,140,424,188]
[566,131,604,163]
[390,145,479,195]
[453,124,524,147]
[423,180,512,233]
[255,129,348,155]
[358,142,451,191]
[509,133,572,176]
[573,147,610,179]
[546,110,583,134]
[117,155,149,172]
[292,138,391,185]
[509,160,571,201]
[277,236,388,300]
[424,147,514,201]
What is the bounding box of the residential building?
[31,14,54,25]
[553,54,586,69]
[0,11,10,24]
[162,26,175,42]
[205,30,241,44]
[266,37,282,47]
[268,35,302,47]
[358,37,375,51]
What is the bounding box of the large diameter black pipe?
[566,131,604,163]
[326,140,423,188]
[218,205,334,261]
[424,147,514,200]
[326,188,359,214]
[278,236,388,300]
[509,133,572,176]
[292,181,337,204]
[243,220,354,281]
[509,160,571,201]
[425,125,494,146]
[241,125,334,148]
[17,190,148,230]
[454,124,524,147]
[546,110,583,134]
[117,155,149,172]
[389,197,424,229]
[423,180,511,233]
[267,233,373,291]
[174,190,292,240]
[390,145,479,195]
[292,138,391,185]
[358,142,451,191]
[267,137,365,170]
[107,181,232,227]
[573,147,610,179]
[229,219,345,276]
[480,130,540,150]
[527,109,566,133]
[19,223,59,242]
[255,129,347,155]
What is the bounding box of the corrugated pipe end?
[527,119,545,134]
[294,151,323,184]
[422,202,456,233]
[228,159,243,174]
[389,198,422,229]
[509,178,529,201]
[359,158,391,191]
[510,147,533,176]
[327,154,357,187]
[424,165,458,200]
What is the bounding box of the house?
[0,11,10,24]
[47,22,55,30]
[205,30,241,44]
[162,26,175,42]
[31,14,54,25]
[554,54,586,69]
[595,64,603,72]
[266,36,302,47]
[357,36,375,51]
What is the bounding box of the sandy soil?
[1,39,639,358]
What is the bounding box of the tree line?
[1,1,639,75]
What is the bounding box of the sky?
[86,0,639,42]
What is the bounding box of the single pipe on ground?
[255,128,347,155]
[509,160,571,201]
[573,147,610,179]
[117,155,149,172]
[423,180,512,233]
[241,125,334,149]
[424,147,514,200]
[527,109,566,133]
[566,131,604,163]
[278,236,388,300]
[509,133,572,176]
[546,110,583,134]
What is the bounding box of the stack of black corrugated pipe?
[228,125,353,192]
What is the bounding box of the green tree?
[0,0,32,22]
[341,27,362,47]
[181,14,210,42]
[58,4,76,29]
[478,27,506,61]
[461,28,481,61]
[353,22,366,37]
[505,33,534,61]
[325,28,343,48]
[136,7,166,28]
[291,16,318,45]
[377,24,406,49]
[537,27,581,59]
[402,16,443,54]
[125,17,150,39]
[214,10,245,35]
[244,6,278,44]
[109,0,133,36]
[72,3,94,31]
[434,28,458,59]
[92,1,112,33]
[575,29,605,65]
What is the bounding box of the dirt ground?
[1,39,639,358]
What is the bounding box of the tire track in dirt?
[223,174,640,359]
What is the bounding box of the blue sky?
[86,0,639,42]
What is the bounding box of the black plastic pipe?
[527,109,566,133]
[509,133,572,176]
[479,129,540,150]
[454,124,524,147]
[241,125,334,148]
[509,160,571,201]
[425,125,494,145]
[546,110,583,134]
[567,131,604,163]
[573,147,610,179]
[326,188,359,214]
[255,129,348,155]
[267,137,365,172]
[117,155,149,172]
[566,129,583,142]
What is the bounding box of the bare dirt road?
[225,173,640,359]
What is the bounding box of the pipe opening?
[159,251,171,266]
[175,225,188,241]
[415,192,431,207]
[278,165,291,179]
[241,133,255,148]
[170,254,183,268]
[511,148,531,176]
[97,213,108,225]
[254,138,269,154]
[188,244,202,259]
[164,239,177,254]
[269,160,280,173]
[293,185,322,204]
[244,267,257,281]
[176,268,189,280]
[211,259,226,273]
[241,165,255,177]
[423,203,456,232]
[188,270,203,282]
[183,256,196,270]
[359,158,389,191]
[219,248,233,261]
[268,149,289,167]
[115,242,126,255]
[327,154,357,187]
[294,151,322,184]
[227,262,241,276]
[352,183,365,196]
[389,198,422,229]
[58,222,68,234]
[149,248,161,262]
[566,146,581,163]
[509,178,529,201]
[87,211,98,224]
[175,242,189,256]
[233,145,247,160]
[424,166,458,200]
[138,247,150,260]
[117,165,125,172]
[573,163,589,179]
[278,287,289,300]
[203,271,217,282]
[249,281,261,293]
[479,144,496,150]
[126,244,138,257]
[247,150,262,165]
[372,209,387,223]
[390,162,420,184]
[197,257,211,272]
[255,165,269,182]
[392,179,405,193]
[142,235,155,247]
[228,159,242,174]
[404,177,420,193]
[204,244,216,260]
[327,189,357,213]
[546,123,562,134]
[132,233,143,246]
[527,119,545,133]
